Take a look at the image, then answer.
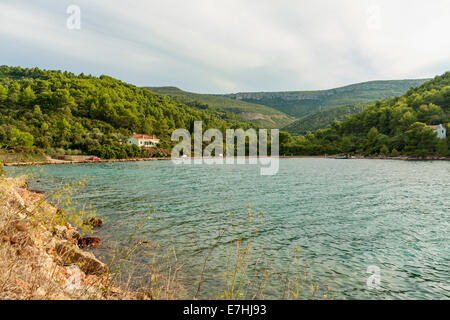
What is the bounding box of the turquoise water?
[6,159,450,299]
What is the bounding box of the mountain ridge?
[216,79,430,118]
[145,86,294,128]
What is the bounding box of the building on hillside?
[127,134,160,147]
[430,124,447,139]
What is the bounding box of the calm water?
[6,159,450,299]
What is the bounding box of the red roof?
[132,134,159,140]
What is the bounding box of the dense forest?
[0,66,255,159]
[280,72,450,157]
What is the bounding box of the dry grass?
[0,176,120,299]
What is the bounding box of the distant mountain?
[145,86,294,128]
[283,104,367,135]
[216,79,429,118]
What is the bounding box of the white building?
[430,124,447,139]
[127,134,160,147]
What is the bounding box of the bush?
[436,139,448,156]
[391,148,400,157]
[380,144,389,155]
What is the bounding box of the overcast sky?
[1,0,449,93]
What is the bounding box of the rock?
[83,217,103,228]
[15,222,27,232]
[54,240,107,275]
[78,236,102,248]
[53,225,67,238]
[65,227,81,241]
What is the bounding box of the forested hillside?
[282,104,366,135]
[146,86,294,128]
[279,72,450,157]
[0,66,255,159]
[218,79,428,118]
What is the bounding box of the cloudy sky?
[1,0,449,93]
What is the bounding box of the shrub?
[391,148,400,157]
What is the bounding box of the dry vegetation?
[0,176,131,299]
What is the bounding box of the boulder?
[78,236,102,248]
[83,217,103,228]
[54,240,107,275]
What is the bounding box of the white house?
[127,134,160,147]
[430,124,447,139]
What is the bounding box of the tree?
[380,144,389,155]
[399,111,417,128]
[279,131,292,146]
[7,83,20,104]
[404,122,437,156]
[391,148,400,157]
[7,128,34,149]
[19,86,36,106]
[365,127,380,154]
[0,84,7,102]
[436,138,448,156]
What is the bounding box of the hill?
[0,66,256,159]
[279,72,450,157]
[145,86,294,128]
[217,79,429,118]
[282,104,367,135]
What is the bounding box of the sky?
[0,0,449,93]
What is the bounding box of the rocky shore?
[0,176,135,299]
[3,157,170,167]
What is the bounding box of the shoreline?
[3,154,449,167]
[0,176,137,299]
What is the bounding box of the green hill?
[283,104,367,135]
[279,72,450,157]
[217,79,429,118]
[145,86,294,128]
[0,66,256,159]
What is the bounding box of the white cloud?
[0,0,448,92]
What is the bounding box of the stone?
[54,240,107,275]
[65,227,81,241]
[78,236,102,248]
[83,217,103,228]
[53,225,67,238]
[15,222,27,232]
